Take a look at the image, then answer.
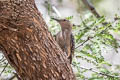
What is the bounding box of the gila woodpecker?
[52,18,75,64]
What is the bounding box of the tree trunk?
[0,0,76,80]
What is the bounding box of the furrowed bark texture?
[0,0,76,80]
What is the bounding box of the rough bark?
[0,0,76,80]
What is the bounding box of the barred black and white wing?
[69,33,75,64]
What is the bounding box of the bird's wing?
[71,33,75,56]
[68,33,75,64]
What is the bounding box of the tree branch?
[81,0,100,18]
[79,66,120,78]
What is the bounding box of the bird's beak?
[51,18,60,22]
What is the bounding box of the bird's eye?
[63,19,66,21]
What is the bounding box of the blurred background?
[35,0,120,22]
[0,0,120,80]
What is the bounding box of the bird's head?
[52,18,72,30]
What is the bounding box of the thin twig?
[13,72,21,80]
[0,63,8,76]
[0,55,4,61]
[75,36,92,49]
[79,66,120,78]
[52,6,61,17]
[8,75,16,80]
[44,1,61,18]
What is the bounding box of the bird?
[52,18,75,64]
